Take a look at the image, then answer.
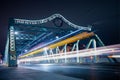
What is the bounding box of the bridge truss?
[4,14,117,67]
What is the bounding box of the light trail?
[108,55,120,58]
[26,29,83,53]
[19,32,94,58]
[19,29,89,56]
[18,44,120,64]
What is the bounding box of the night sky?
[0,0,119,56]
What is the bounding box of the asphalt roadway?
[0,64,81,80]
[19,63,120,80]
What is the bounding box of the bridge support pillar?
[86,38,100,63]
[64,44,67,63]
[76,40,80,63]
[92,39,98,63]
[8,25,17,67]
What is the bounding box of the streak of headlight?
[108,55,120,58]
[18,47,120,63]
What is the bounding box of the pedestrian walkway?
[0,65,82,80]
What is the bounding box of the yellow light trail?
[19,32,95,58]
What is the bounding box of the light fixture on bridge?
[56,36,59,39]
[14,31,19,35]
[24,50,28,52]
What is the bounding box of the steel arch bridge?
[4,14,117,67]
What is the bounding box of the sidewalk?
[0,65,81,80]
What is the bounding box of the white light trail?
[108,55,120,58]
[18,44,120,63]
